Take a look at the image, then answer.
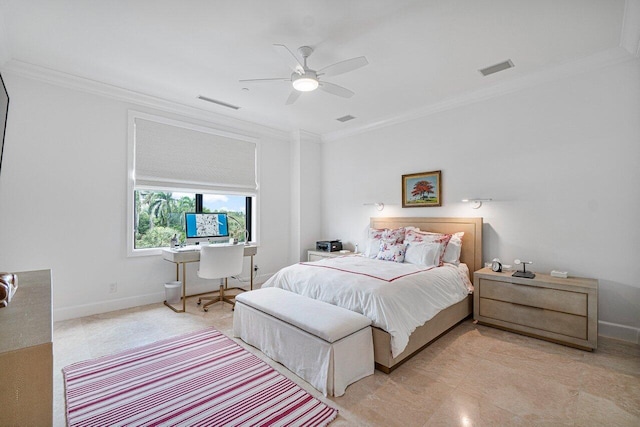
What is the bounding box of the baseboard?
[54,272,275,322]
[598,320,640,345]
[54,292,164,322]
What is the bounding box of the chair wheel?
[197,300,201,305]
[203,308,208,312]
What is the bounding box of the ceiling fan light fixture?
[292,72,318,92]
[241,44,367,104]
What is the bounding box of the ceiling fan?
[239,44,368,105]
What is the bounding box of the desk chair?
[197,244,245,311]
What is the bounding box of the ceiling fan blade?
[273,44,304,72]
[239,77,289,83]
[317,56,368,77]
[285,90,301,105]
[319,81,355,98]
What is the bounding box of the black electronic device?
[316,240,343,252]
[512,259,535,279]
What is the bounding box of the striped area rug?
[63,328,338,426]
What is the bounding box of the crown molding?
[322,47,636,142]
[1,43,634,145]
[299,129,322,142]
[289,129,322,147]
[0,59,292,142]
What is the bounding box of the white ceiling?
[0,0,635,138]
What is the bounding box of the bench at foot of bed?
[233,287,374,397]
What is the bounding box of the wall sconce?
[462,198,492,209]
[363,202,385,211]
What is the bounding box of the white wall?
[1,58,637,343]
[321,58,640,343]
[0,73,293,320]
[290,130,322,263]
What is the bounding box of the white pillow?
[364,238,380,258]
[364,228,386,258]
[405,241,445,267]
[404,229,451,265]
[443,232,464,265]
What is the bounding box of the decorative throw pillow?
[365,226,419,258]
[382,227,408,244]
[376,240,407,263]
[368,228,386,239]
[404,229,444,243]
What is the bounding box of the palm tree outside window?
[134,190,250,249]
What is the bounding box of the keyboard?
[175,245,201,252]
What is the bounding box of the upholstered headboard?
[370,217,483,281]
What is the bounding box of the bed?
[264,217,483,373]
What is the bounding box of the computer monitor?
[184,212,229,245]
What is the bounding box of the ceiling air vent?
[197,95,240,110]
[336,115,356,122]
[479,59,514,76]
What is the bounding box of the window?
[133,190,252,249]
[128,111,259,255]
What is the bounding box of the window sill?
[128,247,163,258]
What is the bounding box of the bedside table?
[307,250,354,262]
[473,267,598,350]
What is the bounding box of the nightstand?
[307,250,354,262]
[473,267,598,350]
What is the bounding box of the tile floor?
[54,300,640,426]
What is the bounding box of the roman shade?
[134,118,257,192]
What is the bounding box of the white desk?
[161,244,258,312]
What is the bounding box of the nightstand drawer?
[308,253,326,262]
[479,298,587,340]
[479,278,587,316]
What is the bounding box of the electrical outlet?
[109,282,118,293]
[254,264,259,272]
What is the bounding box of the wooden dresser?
[473,268,598,350]
[0,269,53,425]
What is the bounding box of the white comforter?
[261,256,471,357]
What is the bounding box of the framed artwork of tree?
[402,170,442,207]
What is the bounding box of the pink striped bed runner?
[62,328,338,426]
